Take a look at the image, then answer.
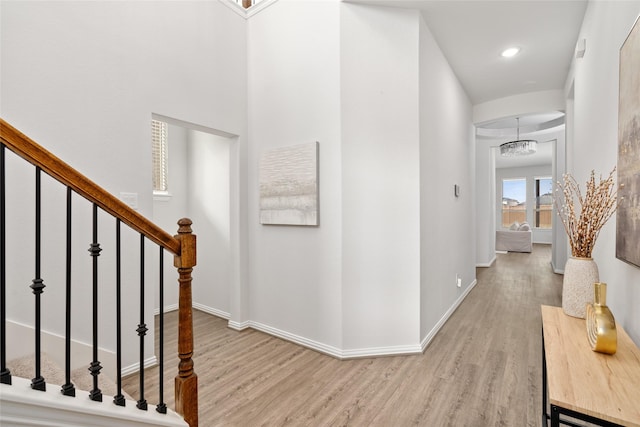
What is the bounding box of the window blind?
[151,120,168,192]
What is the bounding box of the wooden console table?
[541,305,640,427]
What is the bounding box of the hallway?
[124,244,563,426]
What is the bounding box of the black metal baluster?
[30,167,46,391]
[0,144,11,385]
[61,187,75,397]
[156,246,166,414]
[113,219,125,406]
[136,234,148,410]
[88,203,102,402]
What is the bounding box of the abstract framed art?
[259,141,319,226]
[616,15,640,268]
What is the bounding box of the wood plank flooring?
[122,244,562,426]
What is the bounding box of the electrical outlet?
[456,274,462,288]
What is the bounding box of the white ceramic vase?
[562,257,599,318]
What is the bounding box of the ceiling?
[344,0,588,105]
[344,0,588,168]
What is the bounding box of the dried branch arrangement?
[555,167,618,258]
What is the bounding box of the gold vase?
[585,282,617,354]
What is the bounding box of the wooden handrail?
[0,118,180,255]
[1,118,198,426]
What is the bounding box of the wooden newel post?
[174,218,198,427]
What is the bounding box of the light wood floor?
[123,244,562,426]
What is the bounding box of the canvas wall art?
[616,16,640,268]
[259,142,319,226]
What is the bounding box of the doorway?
[475,112,566,268]
[151,114,238,319]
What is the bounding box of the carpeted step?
[6,352,132,399]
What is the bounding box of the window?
[502,178,526,228]
[151,119,168,193]
[234,0,266,9]
[535,177,553,229]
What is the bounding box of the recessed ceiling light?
[501,47,520,58]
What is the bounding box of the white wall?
[418,15,475,343]
[5,0,588,361]
[247,0,343,350]
[246,1,475,355]
[152,125,232,318]
[341,4,421,352]
[475,140,497,266]
[551,129,567,273]
[1,0,247,370]
[567,1,640,344]
[187,130,231,317]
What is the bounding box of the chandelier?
[500,117,537,156]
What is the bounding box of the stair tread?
[7,352,132,399]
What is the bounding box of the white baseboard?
[476,256,497,267]
[198,280,477,360]
[191,303,230,320]
[551,260,565,274]
[228,320,424,359]
[154,304,179,316]
[248,321,345,359]
[420,279,478,352]
[229,279,477,360]
[341,344,422,359]
[227,320,251,331]
[121,356,157,378]
[6,320,117,380]
[154,303,230,319]
[8,320,158,379]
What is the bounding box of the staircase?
[0,119,198,426]
[3,376,187,427]
[2,353,184,427]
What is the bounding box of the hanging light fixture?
[500,117,537,156]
